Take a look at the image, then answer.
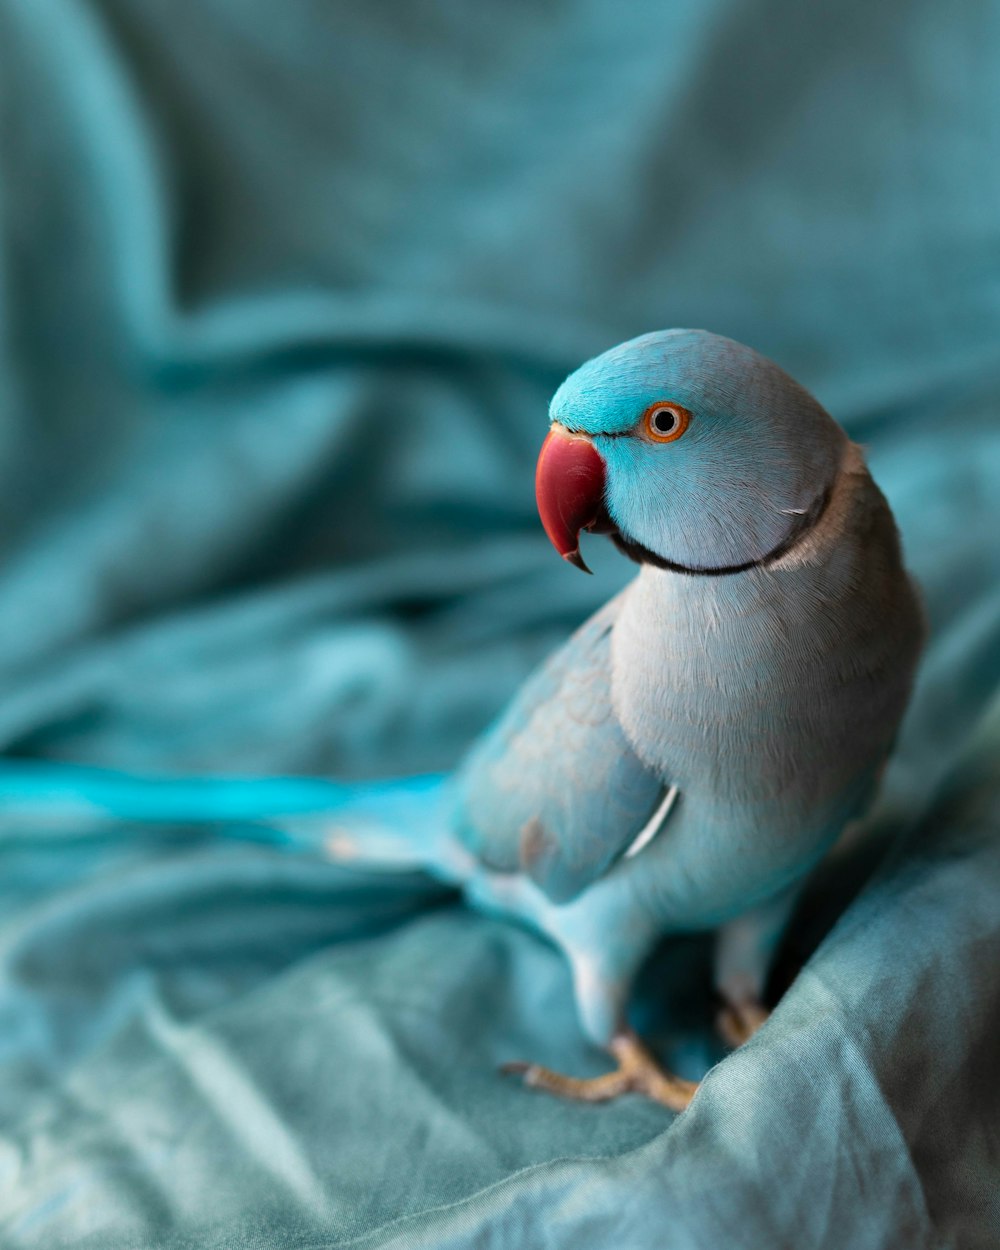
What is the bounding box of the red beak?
[535,424,607,573]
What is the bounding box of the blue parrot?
[17,329,922,1111]
[334,328,924,1110]
[0,327,920,1110]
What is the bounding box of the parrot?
[336,328,926,1109]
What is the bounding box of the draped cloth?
[1,2,998,1245]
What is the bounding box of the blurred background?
[1,0,995,785]
[1,3,998,1247]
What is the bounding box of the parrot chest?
[609,554,915,810]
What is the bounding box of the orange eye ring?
[642,401,691,443]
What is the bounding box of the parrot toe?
[501,1029,698,1112]
[716,1000,771,1049]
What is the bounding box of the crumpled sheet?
[1,1,999,1246]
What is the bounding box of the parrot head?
[536,329,846,574]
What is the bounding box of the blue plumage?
[453,593,664,902]
[339,330,926,1107]
[552,330,845,570]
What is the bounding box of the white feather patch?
[623,784,679,859]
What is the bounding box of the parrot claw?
[501,1030,698,1112]
[716,1000,771,1049]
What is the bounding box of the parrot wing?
[453,591,669,903]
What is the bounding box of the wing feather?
[453,592,667,902]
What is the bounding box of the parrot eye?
[642,402,690,443]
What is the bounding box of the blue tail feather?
[0,762,461,877]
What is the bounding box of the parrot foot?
[501,1029,698,1111]
[716,1000,770,1049]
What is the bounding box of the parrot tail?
[0,761,471,885]
[320,776,474,884]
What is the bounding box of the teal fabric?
[1,1,999,1246]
